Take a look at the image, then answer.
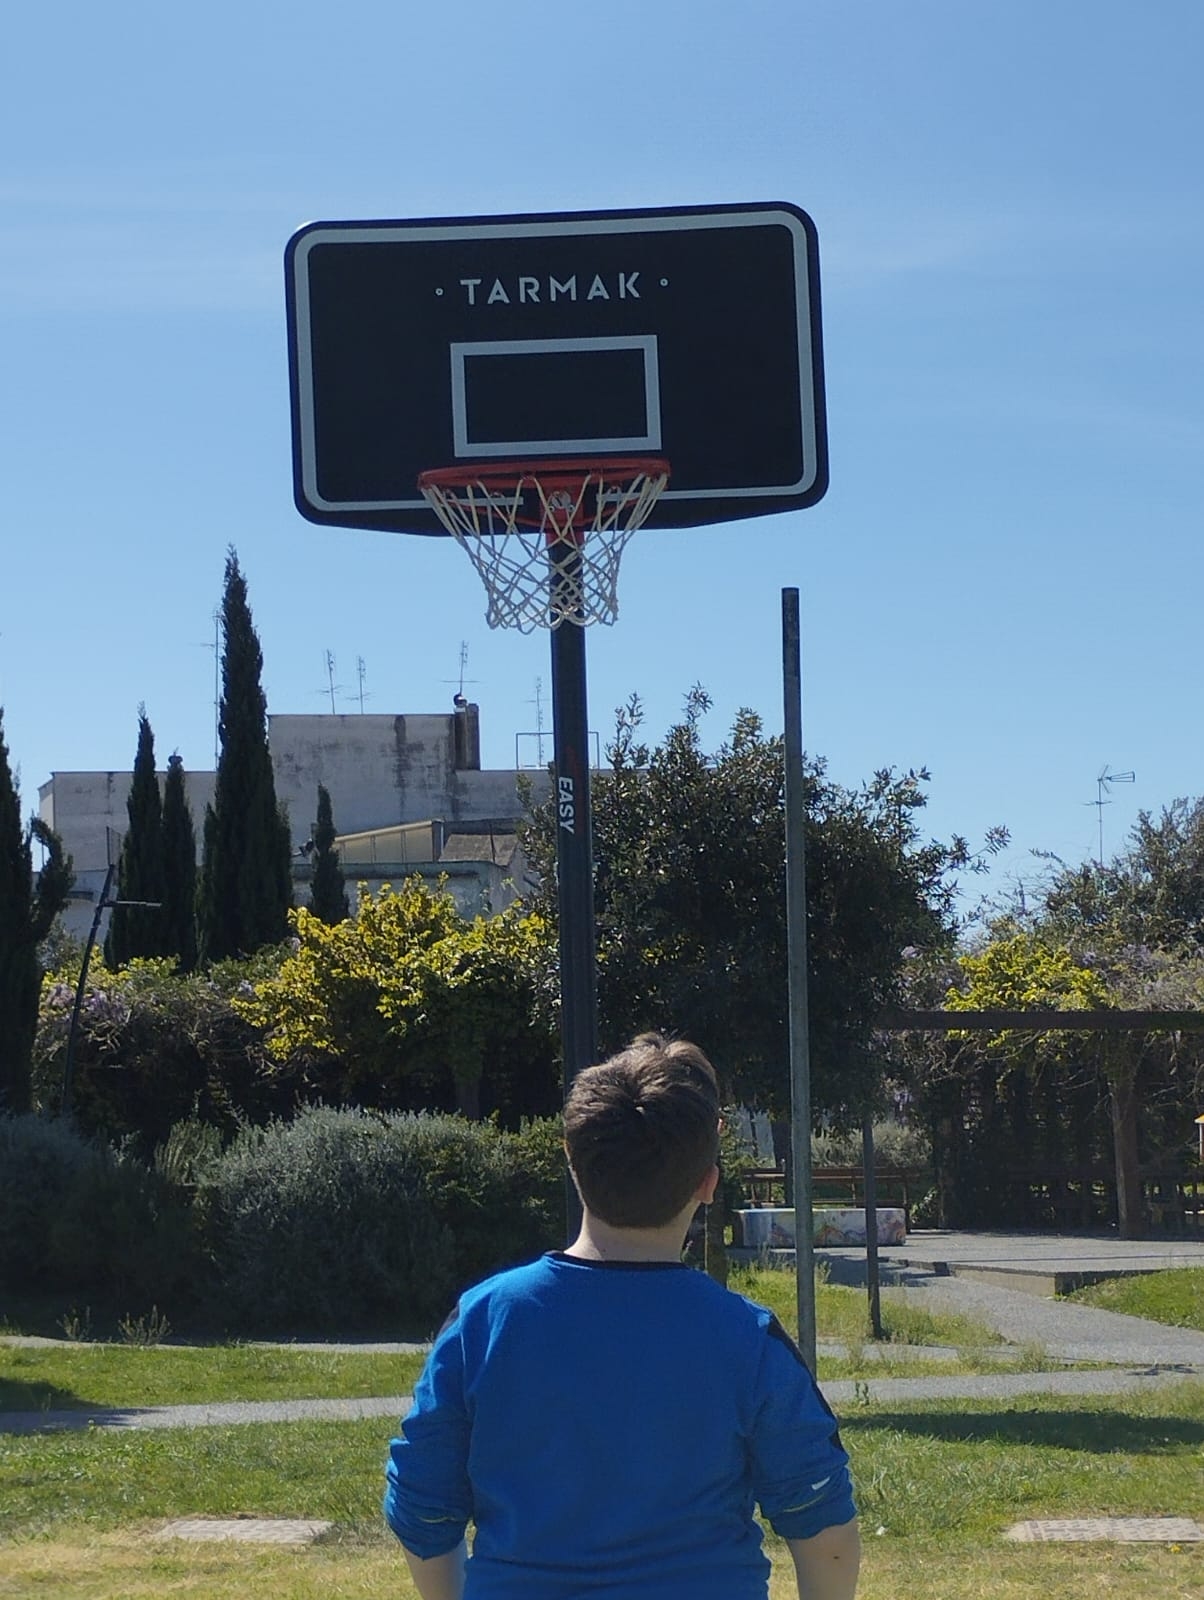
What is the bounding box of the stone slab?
[151,1517,333,1544]
[1004,1516,1203,1543]
[946,1263,1164,1297]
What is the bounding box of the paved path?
[818,1229,1204,1367]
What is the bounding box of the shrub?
[45,1142,198,1306]
[0,1114,199,1306]
[0,1114,98,1287]
[198,1107,563,1335]
[504,1115,568,1242]
[811,1119,931,1170]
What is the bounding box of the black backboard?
[286,201,826,536]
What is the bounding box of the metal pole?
[551,546,596,1239]
[62,861,116,1117]
[782,589,817,1372]
[862,1112,884,1340]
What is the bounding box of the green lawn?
[0,1532,1198,1600]
[0,1344,426,1414]
[0,1265,1059,1422]
[733,1266,1007,1352]
[1066,1268,1204,1332]
[0,1385,1199,1598]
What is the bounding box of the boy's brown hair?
[563,1033,721,1228]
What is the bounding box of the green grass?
[0,1533,1199,1600]
[0,1330,1059,1419]
[1,1385,1200,1542]
[1065,1268,1204,1332]
[0,1264,1051,1423]
[839,1382,1204,1538]
[0,1344,426,1414]
[0,1385,1200,1599]
[732,1265,1004,1352]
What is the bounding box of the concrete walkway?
[817,1229,1204,1367]
[3,1232,1201,1436]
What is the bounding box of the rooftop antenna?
[341,654,371,713]
[531,675,549,766]
[315,650,343,714]
[1088,765,1135,867]
[191,608,221,766]
[443,640,479,705]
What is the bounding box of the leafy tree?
[198,550,293,961]
[1040,797,1204,950]
[161,753,198,972]
[104,710,166,966]
[521,688,989,1120]
[236,878,557,1121]
[0,708,72,1112]
[308,784,349,925]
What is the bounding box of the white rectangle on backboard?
[450,335,662,458]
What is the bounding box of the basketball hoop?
[418,457,669,633]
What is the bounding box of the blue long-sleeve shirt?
[385,1252,855,1600]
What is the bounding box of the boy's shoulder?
[457,1254,783,1337]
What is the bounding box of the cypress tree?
[105,710,166,967]
[162,752,198,972]
[0,708,72,1112]
[309,784,349,924]
[198,550,293,961]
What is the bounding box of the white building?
[39,704,548,939]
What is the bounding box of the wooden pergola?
[874,1007,1204,1241]
[878,1009,1204,1033]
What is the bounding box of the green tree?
[308,784,349,925]
[198,550,293,961]
[104,710,165,967]
[236,879,557,1121]
[1041,798,1204,950]
[0,708,72,1111]
[162,753,198,972]
[521,688,986,1120]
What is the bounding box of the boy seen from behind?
[385,1032,860,1600]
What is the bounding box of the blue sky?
[3,2,1201,915]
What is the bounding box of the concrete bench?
[734,1206,907,1250]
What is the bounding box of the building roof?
[440,832,519,867]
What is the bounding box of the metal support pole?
[62,861,117,1117]
[550,547,596,1239]
[862,1112,884,1340]
[782,589,817,1372]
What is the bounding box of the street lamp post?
[61,865,161,1116]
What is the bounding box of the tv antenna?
[1088,765,1135,867]
[530,675,549,765]
[341,654,371,713]
[443,640,479,705]
[315,650,343,713]
[192,608,221,765]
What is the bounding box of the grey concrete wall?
[39,770,217,874]
[268,714,547,848]
[37,717,550,889]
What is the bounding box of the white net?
[418,458,669,632]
